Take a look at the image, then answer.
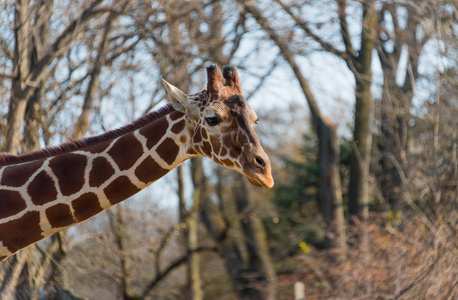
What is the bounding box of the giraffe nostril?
[255,156,266,168]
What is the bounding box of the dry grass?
[276,214,457,299]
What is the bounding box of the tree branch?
[245,56,280,100]
[0,38,13,59]
[337,0,356,57]
[24,0,128,99]
[73,9,119,139]
[141,246,217,298]
[275,0,346,58]
[0,73,12,79]
[396,254,441,298]
[241,0,322,122]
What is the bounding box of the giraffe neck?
[0,105,193,260]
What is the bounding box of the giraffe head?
[163,65,274,189]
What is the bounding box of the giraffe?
[0,64,273,261]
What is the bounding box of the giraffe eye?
[205,116,221,126]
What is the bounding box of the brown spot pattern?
[157,138,179,165]
[140,118,169,149]
[89,157,115,187]
[221,159,235,168]
[193,128,202,143]
[135,156,169,184]
[108,134,143,171]
[28,171,57,205]
[86,140,110,154]
[0,211,42,253]
[201,128,208,140]
[211,136,221,154]
[1,160,42,187]
[170,111,185,121]
[0,191,26,218]
[49,154,87,196]
[230,147,241,159]
[72,193,103,222]
[187,148,198,155]
[223,135,233,148]
[104,176,140,205]
[213,157,223,165]
[202,141,212,157]
[46,204,75,228]
[220,147,227,156]
[171,120,185,134]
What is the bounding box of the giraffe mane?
[0,104,175,166]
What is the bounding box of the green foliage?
[266,134,353,256]
[273,134,352,213]
[273,135,320,211]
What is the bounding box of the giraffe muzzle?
[247,172,274,189]
[245,153,274,189]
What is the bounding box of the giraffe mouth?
[247,173,274,189]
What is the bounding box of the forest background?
[0,0,457,299]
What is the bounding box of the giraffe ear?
[162,79,188,113]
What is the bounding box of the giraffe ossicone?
[0,64,273,261]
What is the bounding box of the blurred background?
[0,0,457,299]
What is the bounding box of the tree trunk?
[163,0,204,296]
[377,3,421,213]
[22,0,54,152]
[1,2,72,298]
[378,72,409,212]
[348,1,377,224]
[241,1,347,251]
[41,233,74,300]
[188,159,204,300]
[0,251,28,299]
[233,177,277,299]
[317,118,347,254]
[198,162,268,299]
[3,0,32,154]
[107,207,134,300]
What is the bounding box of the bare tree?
[0,1,140,298]
[345,1,378,229]
[240,0,347,253]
